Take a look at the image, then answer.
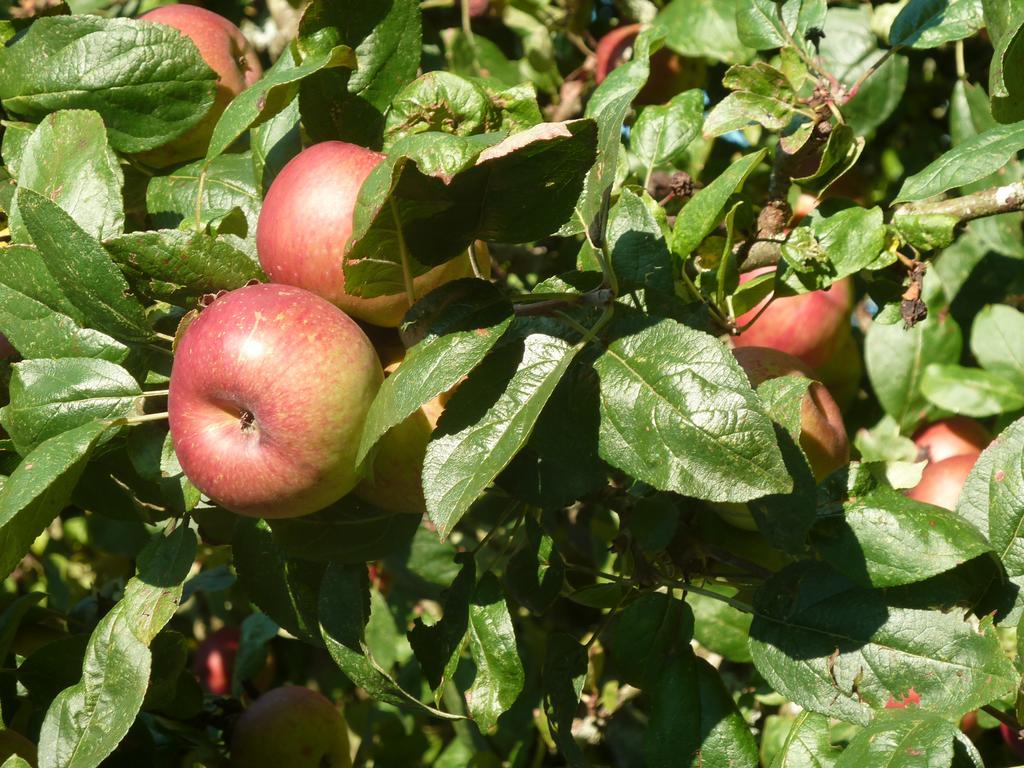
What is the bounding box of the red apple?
[468,0,490,17]
[168,284,383,518]
[912,417,990,464]
[594,23,705,106]
[733,268,860,407]
[230,686,351,768]
[194,626,240,696]
[906,453,978,511]
[0,729,37,767]
[138,5,262,166]
[1002,723,1024,759]
[257,141,488,328]
[732,347,850,482]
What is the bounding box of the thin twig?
[845,47,899,102]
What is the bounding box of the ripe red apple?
[906,453,978,511]
[594,23,705,105]
[168,284,383,519]
[0,728,37,767]
[733,268,860,407]
[912,417,990,464]
[230,686,351,768]
[732,347,850,482]
[138,5,262,166]
[257,141,488,328]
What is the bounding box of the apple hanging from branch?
[168,284,383,519]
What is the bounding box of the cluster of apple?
[139,7,480,524]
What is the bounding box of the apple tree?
[1,0,1024,765]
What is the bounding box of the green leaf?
[813,486,993,588]
[835,709,983,767]
[990,13,1024,123]
[105,229,265,303]
[0,358,141,455]
[2,756,32,768]
[232,519,325,645]
[748,561,1018,725]
[671,149,767,259]
[781,207,886,290]
[654,0,754,64]
[632,89,704,172]
[768,710,839,768]
[687,585,753,663]
[970,304,1024,384]
[646,650,699,766]
[590,189,674,292]
[10,110,123,242]
[0,421,108,578]
[146,152,261,245]
[15,188,151,342]
[0,16,217,153]
[205,42,355,164]
[465,574,524,731]
[504,516,565,614]
[446,30,524,89]
[344,120,597,296]
[297,0,422,147]
[704,63,800,138]
[268,497,421,564]
[737,0,828,51]
[894,120,1024,202]
[608,592,693,688]
[690,658,759,767]
[865,307,963,432]
[594,316,790,503]
[921,363,1024,416]
[318,562,458,719]
[251,98,301,194]
[38,525,196,768]
[890,0,986,48]
[422,329,581,538]
[561,31,652,237]
[357,280,512,464]
[408,556,474,697]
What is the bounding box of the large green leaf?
[781,207,887,291]
[813,486,993,588]
[344,120,597,298]
[894,120,1024,202]
[10,110,123,242]
[607,592,693,688]
[970,304,1024,384]
[408,556,474,698]
[989,7,1024,123]
[422,326,580,538]
[0,358,141,455]
[769,711,839,768]
[465,574,524,731]
[0,16,216,153]
[865,306,963,432]
[631,89,704,177]
[834,709,983,767]
[357,280,512,464]
[594,316,790,502]
[890,0,986,48]
[749,561,1018,725]
[0,422,108,578]
[921,364,1024,416]
[38,526,197,768]
[15,188,152,342]
[736,0,827,51]
[655,0,754,63]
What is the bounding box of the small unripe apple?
[912,417,990,464]
[168,284,383,518]
[257,141,488,328]
[594,23,705,106]
[352,335,446,515]
[906,453,978,511]
[230,686,351,768]
[0,729,37,767]
[732,347,850,482]
[138,5,262,167]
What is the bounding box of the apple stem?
[389,199,418,311]
[118,412,169,426]
[142,389,170,398]
[154,332,176,344]
[467,242,484,280]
